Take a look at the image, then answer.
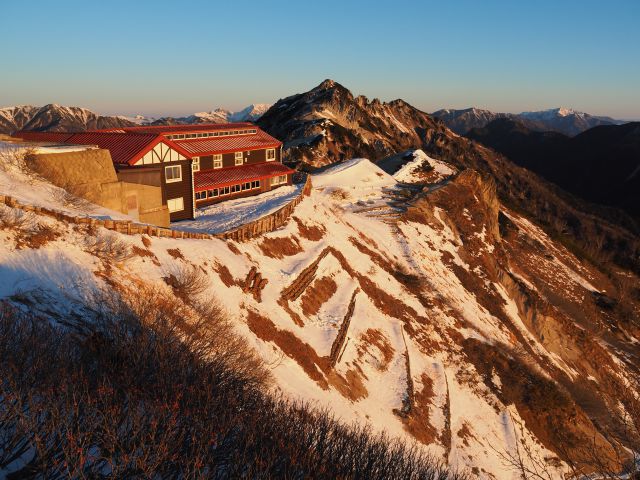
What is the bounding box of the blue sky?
[2,0,639,119]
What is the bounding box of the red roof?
[64,132,169,165]
[100,122,254,134]
[194,162,294,190]
[13,131,192,166]
[174,128,281,156]
[13,131,75,142]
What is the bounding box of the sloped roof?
[13,131,75,143]
[13,130,192,165]
[194,162,294,190]
[100,122,254,134]
[174,129,281,156]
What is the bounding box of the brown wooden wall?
[197,147,281,171]
[161,159,194,221]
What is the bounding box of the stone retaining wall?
[0,175,312,242]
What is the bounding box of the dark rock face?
[257,79,450,167]
[0,104,136,134]
[467,118,640,219]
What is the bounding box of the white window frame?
[266,148,276,161]
[213,154,223,169]
[192,157,200,172]
[167,197,184,212]
[165,165,182,183]
[234,151,244,166]
[195,191,206,201]
[270,175,287,186]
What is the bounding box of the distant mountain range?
[0,104,136,134]
[0,104,272,134]
[466,117,640,218]
[432,107,623,136]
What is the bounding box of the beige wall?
[27,149,170,227]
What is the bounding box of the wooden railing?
[0,174,312,242]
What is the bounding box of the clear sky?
[2,0,639,119]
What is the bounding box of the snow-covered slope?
[1,152,638,478]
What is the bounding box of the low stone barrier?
[0,174,312,243]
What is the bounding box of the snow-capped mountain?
[150,104,272,126]
[0,103,273,134]
[228,103,272,122]
[0,104,136,134]
[432,106,622,136]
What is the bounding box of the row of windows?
[191,149,276,172]
[195,180,262,201]
[166,129,257,140]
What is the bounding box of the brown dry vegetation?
[463,338,621,473]
[131,245,159,264]
[327,368,368,402]
[15,224,60,249]
[402,374,439,445]
[226,241,241,255]
[357,328,394,371]
[212,262,237,288]
[1,285,465,479]
[300,275,337,317]
[83,231,133,263]
[259,235,303,259]
[166,247,184,260]
[293,216,326,241]
[163,263,210,303]
[246,310,329,388]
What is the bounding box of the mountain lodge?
[13,123,294,223]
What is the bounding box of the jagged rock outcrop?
[258,79,449,167]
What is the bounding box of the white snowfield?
[175,184,302,234]
[0,151,633,479]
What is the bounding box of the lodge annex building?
[15,123,294,222]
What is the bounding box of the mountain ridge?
[0,103,272,134]
[466,117,640,219]
[432,106,623,136]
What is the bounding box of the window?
[195,191,206,200]
[167,197,184,212]
[270,175,287,186]
[223,186,230,195]
[266,148,276,161]
[235,151,243,166]
[208,188,218,198]
[165,165,182,183]
[213,154,223,169]
[192,157,200,172]
[244,182,251,190]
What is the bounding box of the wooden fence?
[0,175,312,242]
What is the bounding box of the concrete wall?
[27,149,170,227]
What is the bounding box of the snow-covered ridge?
[0,146,637,478]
